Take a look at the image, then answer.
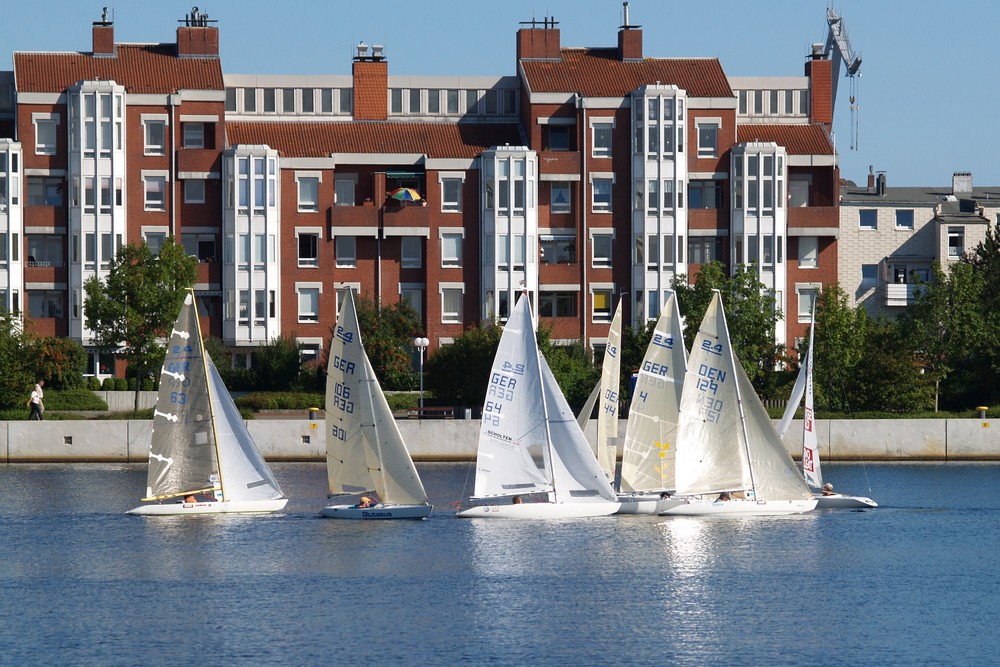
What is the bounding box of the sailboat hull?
[126,498,289,516]
[456,501,619,519]
[615,492,682,515]
[659,497,817,516]
[319,503,432,520]
[814,493,878,509]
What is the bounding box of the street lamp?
[413,336,429,414]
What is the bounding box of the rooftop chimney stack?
[877,171,886,197]
[867,165,875,192]
[177,6,220,58]
[353,41,388,121]
[953,171,973,194]
[92,7,115,58]
[618,2,643,61]
[516,16,561,61]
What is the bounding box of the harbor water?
[1,462,997,666]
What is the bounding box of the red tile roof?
[13,44,224,94]
[737,124,834,155]
[521,49,733,98]
[226,122,525,159]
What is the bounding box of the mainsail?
[619,291,687,493]
[325,291,428,506]
[778,313,823,489]
[594,301,623,480]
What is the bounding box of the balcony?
[329,204,378,234]
[787,206,839,235]
[885,282,915,307]
[176,149,220,174]
[538,150,581,176]
[688,207,727,230]
[382,202,429,233]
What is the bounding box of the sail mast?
[529,295,559,501]
[723,293,759,498]
[193,289,226,501]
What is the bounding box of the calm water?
[0,461,997,666]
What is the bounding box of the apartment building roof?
[521,49,733,98]
[226,121,525,159]
[841,185,1000,206]
[736,124,834,156]
[13,44,224,93]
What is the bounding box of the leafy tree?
[83,239,198,410]
[253,335,305,392]
[351,295,421,391]
[811,283,870,412]
[32,336,88,389]
[0,312,36,409]
[423,321,503,407]
[846,319,933,413]
[542,341,600,414]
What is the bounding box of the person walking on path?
[27,380,44,421]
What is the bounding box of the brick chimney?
[618,2,642,61]
[516,16,561,61]
[805,43,832,128]
[867,165,875,192]
[352,43,388,122]
[177,7,219,57]
[92,8,115,58]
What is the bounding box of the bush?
[114,378,128,391]
[87,377,102,391]
[141,377,155,391]
[234,391,323,411]
[386,392,420,412]
[101,378,116,390]
[44,388,110,411]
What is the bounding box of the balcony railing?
[884,282,915,307]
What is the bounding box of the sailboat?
[456,293,620,519]
[127,291,288,515]
[320,290,432,519]
[617,291,688,514]
[593,299,623,483]
[778,312,877,509]
[659,291,817,516]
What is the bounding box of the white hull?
[319,503,432,520]
[456,500,619,519]
[814,493,878,509]
[126,498,288,516]
[659,497,817,516]
[615,492,682,515]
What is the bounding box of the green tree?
[811,283,870,412]
[253,335,304,391]
[83,239,198,410]
[423,320,504,407]
[542,340,600,414]
[846,319,933,413]
[32,336,88,389]
[0,312,36,410]
[352,295,422,391]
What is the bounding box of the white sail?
[472,295,552,499]
[540,356,620,504]
[777,353,806,440]
[324,291,429,506]
[799,318,822,489]
[130,290,286,514]
[620,291,687,493]
[576,380,600,430]
[674,292,811,503]
[594,301,623,480]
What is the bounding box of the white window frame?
[296,172,321,212]
[142,173,168,211]
[296,227,322,268]
[591,174,613,213]
[440,229,464,268]
[591,232,613,268]
[440,283,464,324]
[591,120,614,158]
[895,209,914,230]
[551,182,571,214]
[795,284,821,323]
[32,113,59,156]
[182,122,205,149]
[859,209,878,230]
[334,176,357,206]
[296,283,322,323]
[797,236,819,269]
[400,282,424,320]
[696,119,720,159]
[142,115,167,156]
[336,235,357,268]
[440,176,463,212]
[591,285,614,323]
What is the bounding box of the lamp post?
[413,336,429,415]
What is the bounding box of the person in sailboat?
[512,495,523,504]
[716,492,731,502]
[356,496,375,508]
[822,483,836,496]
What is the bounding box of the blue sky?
[2,0,997,188]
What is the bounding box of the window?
[592,178,612,213]
[297,287,319,323]
[441,178,462,212]
[144,120,165,155]
[263,88,276,113]
[895,209,914,230]
[336,236,356,268]
[400,286,423,320]
[592,234,612,267]
[182,123,205,149]
[144,176,166,210]
[689,237,721,264]
[339,89,353,114]
[409,89,421,114]
[34,118,57,155]
[181,233,216,262]
[539,292,576,317]
[298,233,318,267]
[797,288,818,322]
[859,209,877,230]
[697,122,719,158]
[334,178,355,206]
[441,233,462,267]
[446,90,459,114]
[390,89,403,114]
[861,264,878,287]
[225,88,237,112]
[321,89,333,113]
[28,290,64,318]
[401,237,422,269]
[283,88,295,113]
[540,236,575,264]
[298,176,319,212]
[144,232,166,255]
[466,90,479,113]
[302,88,315,113]
[948,228,964,258]
[689,179,722,209]
[184,179,205,204]
[798,236,819,268]
[244,88,258,113]
[546,126,570,151]
[441,288,463,323]
[428,89,440,114]
[551,183,571,214]
[592,124,613,158]
[27,177,63,206]
[592,289,613,322]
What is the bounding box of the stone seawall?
[1,417,998,462]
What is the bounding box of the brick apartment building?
[0,6,844,378]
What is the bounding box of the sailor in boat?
[716,492,731,502]
[512,495,523,504]
[356,496,376,508]
[822,483,836,496]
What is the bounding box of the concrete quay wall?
[0,417,997,462]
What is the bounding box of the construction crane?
[825,6,862,149]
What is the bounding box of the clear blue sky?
[3,0,997,188]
